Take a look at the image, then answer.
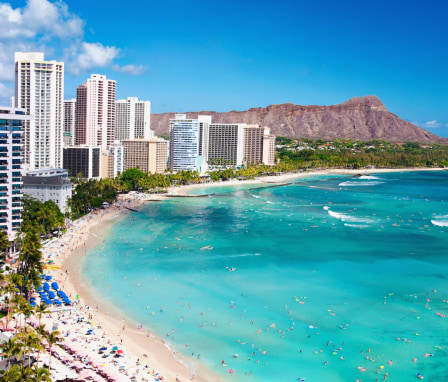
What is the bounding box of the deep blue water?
[82,171,448,381]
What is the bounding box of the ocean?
[81,171,448,381]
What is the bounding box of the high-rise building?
[14,52,64,170]
[122,137,168,174]
[206,123,245,168]
[75,74,116,151]
[243,125,275,165]
[63,145,101,179]
[115,97,152,141]
[169,114,201,172]
[63,99,76,146]
[0,106,27,242]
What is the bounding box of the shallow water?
[82,171,448,381]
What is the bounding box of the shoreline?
[48,198,221,382]
[43,167,446,381]
[167,167,447,196]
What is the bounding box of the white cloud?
[415,120,448,129]
[0,0,83,40]
[421,120,442,128]
[0,0,146,96]
[69,42,120,75]
[112,64,148,75]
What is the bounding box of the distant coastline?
[167,167,447,196]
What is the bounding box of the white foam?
[431,220,448,227]
[344,223,367,228]
[251,194,262,199]
[358,175,381,180]
[339,181,384,187]
[328,210,373,224]
[323,206,330,210]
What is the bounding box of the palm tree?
[0,229,10,259]
[44,330,62,373]
[0,337,19,370]
[32,365,52,382]
[2,277,20,330]
[34,324,47,366]
[1,364,23,381]
[17,329,41,371]
[34,303,51,327]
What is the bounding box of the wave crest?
[339,181,384,187]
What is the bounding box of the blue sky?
[1,0,448,136]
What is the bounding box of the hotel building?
[243,125,275,165]
[122,137,168,174]
[22,168,72,214]
[115,97,153,141]
[63,146,101,180]
[0,107,27,241]
[206,123,245,167]
[169,114,202,172]
[14,52,64,170]
[63,99,76,146]
[75,74,116,151]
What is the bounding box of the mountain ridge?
[150,96,446,143]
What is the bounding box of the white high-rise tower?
[75,74,116,151]
[115,97,152,141]
[14,52,64,170]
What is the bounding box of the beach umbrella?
[45,275,52,280]
[116,350,123,355]
[111,346,118,351]
[99,347,107,351]
[37,286,43,291]
[30,301,36,306]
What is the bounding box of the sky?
[1,0,448,136]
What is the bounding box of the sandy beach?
[40,195,220,382]
[39,166,446,381]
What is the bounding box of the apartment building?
[14,52,64,170]
[63,99,76,146]
[115,97,153,141]
[75,74,116,151]
[0,107,28,241]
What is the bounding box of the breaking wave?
[431,220,448,227]
[339,181,384,187]
[358,175,381,180]
[324,206,374,224]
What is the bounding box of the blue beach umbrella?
[45,276,52,280]
[112,346,118,351]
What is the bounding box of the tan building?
[122,137,168,174]
[101,152,114,179]
[243,125,275,165]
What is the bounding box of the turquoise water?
[82,171,448,381]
